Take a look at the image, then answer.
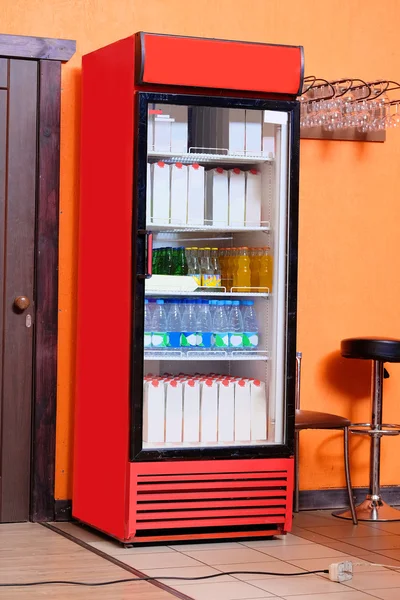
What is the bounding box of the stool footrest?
[350,423,400,436]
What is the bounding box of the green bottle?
[174,247,188,275]
[152,248,158,274]
[165,247,174,275]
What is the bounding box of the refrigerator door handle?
[137,230,153,279]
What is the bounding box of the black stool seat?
[341,337,400,362]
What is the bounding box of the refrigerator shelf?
[143,440,277,449]
[148,223,271,233]
[145,290,270,298]
[148,150,273,166]
[144,350,269,361]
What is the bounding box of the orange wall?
[4,0,400,499]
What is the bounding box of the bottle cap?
[232,300,240,306]
[145,299,148,304]
[156,299,164,304]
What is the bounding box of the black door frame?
[0,33,76,521]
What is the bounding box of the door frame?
[0,33,75,521]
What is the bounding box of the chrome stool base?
[334,497,400,522]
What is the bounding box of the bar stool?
[294,352,357,524]
[334,337,400,522]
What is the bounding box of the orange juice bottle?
[232,248,239,290]
[219,248,226,288]
[236,247,251,292]
[226,248,234,291]
[249,248,259,289]
[259,246,273,292]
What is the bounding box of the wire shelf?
[148,150,273,166]
[144,350,269,361]
[145,289,270,298]
[148,222,271,233]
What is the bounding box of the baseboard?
[54,499,72,521]
[299,486,400,510]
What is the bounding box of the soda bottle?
[187,247,201,287]
[228,300,244,349]
[242,300,259,350]
[212,300,229,349]
[259,246,273,292]
[200,247,215,287]
[144,299,152,348]
[185,248,193,271]
[236,247,251,292]
[151,299,168,348]
[174,247,188,275]
[196,300,212,349]
[210,248,222,287]
[181,299,198,348]
[167,298,182,348]
[152,249,158,275]
[232,248,240,289]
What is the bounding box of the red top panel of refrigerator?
[136,32,304,96]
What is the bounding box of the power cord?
[4,559,400,587]
[0,569,329,587]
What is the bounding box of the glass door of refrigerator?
[140,98,292,452]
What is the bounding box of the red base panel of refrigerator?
[124,457,294,544]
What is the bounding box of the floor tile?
[173,581,274,599]
[51,522,105,544]
[170,542,242,551]
[342,569,400,590]
[285,554,385,573]
[241,534,313,548]
[343,535,400,551]
[181,547,271,566]
[368,589,400,599]
[356,551,400,568]
[120,551,203,569]
[208,560,305,581]
[255,543,345,561]
[249,574,344,596]
[373,548,400,561]
[303,524,382,539]
[311,540,373,556]
[142,565,235,585]
[89,540,175,555]
[369,521,400,534]
[280,592,377,600]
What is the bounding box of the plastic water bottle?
[228,300,244,349]
[181,299,198,348]
[144,299,152,348]
[167,299,182,348]
[208,299,217,320]
[197,300,213,349]
[212,300,229,349]
[225,299,233,318]
[242,300,259,350]
[151,299,168,348]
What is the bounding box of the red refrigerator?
[74,32,303,543]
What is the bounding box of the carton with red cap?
[245,169,262,227]
[143,378,165,443]
[200,378,218,443]
[234,379,251,441]
[183,379,200,442]
[187,163,205,225]
[152,161,170,225]
[205,167,229,227]
[165,379,183,443]
[228,168,245,227]
[170,162,188,226]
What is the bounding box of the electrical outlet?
[329,561,353,582]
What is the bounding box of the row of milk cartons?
[147,162,262,227]
[147,105,276,157]
[143,375,267,444]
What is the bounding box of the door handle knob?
[14,296,30,311]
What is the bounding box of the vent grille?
[130,459,293,532]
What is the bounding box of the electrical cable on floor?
[0,569,329,587]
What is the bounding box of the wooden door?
[0,58,38,522]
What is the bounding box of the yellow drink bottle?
[236,247,251,292]
[249,248,259,289]
[259,246,273,292]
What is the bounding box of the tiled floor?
[49,510,400,600]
